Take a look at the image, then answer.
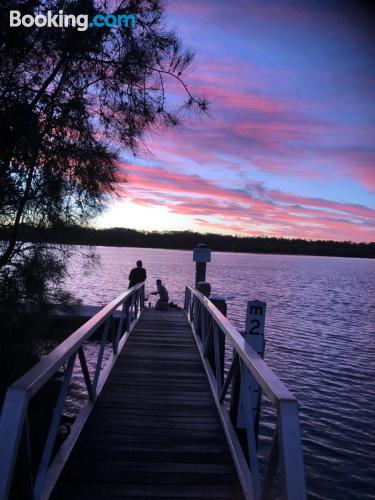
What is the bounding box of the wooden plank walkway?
[51,309,244,500]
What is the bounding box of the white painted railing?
[184,286,306,500]
[0,283,144,500]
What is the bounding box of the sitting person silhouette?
[151,279,169,310]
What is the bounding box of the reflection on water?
[63,247,375,500]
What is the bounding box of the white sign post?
[193,246,211,263]
[237,300,266,432]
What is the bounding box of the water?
[64,246,375,500]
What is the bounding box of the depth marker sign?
[237,300,266,429]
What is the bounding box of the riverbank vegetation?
[0,224,373,258]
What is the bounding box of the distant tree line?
[0,224,374,258]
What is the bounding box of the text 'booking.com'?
[9,10,137,31]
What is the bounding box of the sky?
[97,0,375,242]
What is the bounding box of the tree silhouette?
[0,0,206,269]
[0,1,207,387]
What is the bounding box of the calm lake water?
[64,246,375,500]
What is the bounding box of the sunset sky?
[97,0,375,242]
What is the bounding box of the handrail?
[0,283,144,500]
[189,288,295,405]
[10,285,143,399]
[184,285,306,500]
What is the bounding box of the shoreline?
[1,226,374,259]
[52,242,375,260]
[2,238,374,259]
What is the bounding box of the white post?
[237,300,266,437]
[245,300,266,357]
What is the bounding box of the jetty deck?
[52,309,244,499]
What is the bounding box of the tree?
[0,0,206,269]
[0,0,207,391]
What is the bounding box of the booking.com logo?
[9,10,136,31]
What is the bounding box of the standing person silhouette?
[128,260,147,288]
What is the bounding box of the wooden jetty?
[52,309,244,499]
[0,281,306,500]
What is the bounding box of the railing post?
[124,297,131,332]
[192,295,198,333]
[197,282,211,347]
[8,412,33,500]
[184,287,189,312]
[200,302,206,344]
[114,301,127,353]
[129,293,136,325]
[277,400,306,500]
[140,284,145,312]
[207,295,226,391]
[261,429,279,499]
[0,391,28,500]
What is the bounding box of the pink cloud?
[101,0,375,242]
[114,163,375,242]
